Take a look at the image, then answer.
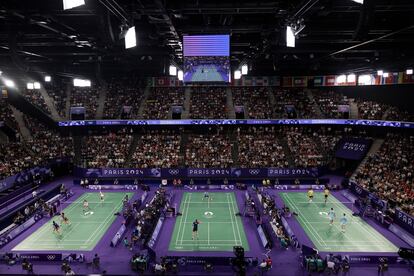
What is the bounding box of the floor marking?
[174,193,188,246]
[229,193,243,246]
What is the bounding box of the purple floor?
[1,179,413,275]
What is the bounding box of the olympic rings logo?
[168,169,180,175]
[249,169,260,175]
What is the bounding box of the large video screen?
[183,35,230,83]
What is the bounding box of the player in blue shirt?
[340,213,348,233]
[328,208,336,226]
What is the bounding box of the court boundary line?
[284,193,328,247]
[175,192,187,246]
[283,192,397,252]
[171,192,245,250]
[226,193,239,245]
[228,193,243,246]
[13,192,130,251]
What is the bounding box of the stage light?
[358,75,372,85]
[27,83,34,89]
[73,78,91,87]
[241,65,248,75]
[347,74,356,83]
[124,26,137,49]
[382,72,389,78]
[0,70,2,76]
[336,74,346,84]
[63,0,85,10]
[406,69,413,75]
[377,70,383,76]
[351,0,364,4]
[286,26,295,48]
[169,65,177,76]
[177,70,183,81]
[45,76,51,82]
[234,70,242,80]
[4,79,15,88]
[34,82,41,89]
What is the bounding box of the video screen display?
[183,35,230,83]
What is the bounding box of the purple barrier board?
[58,119,414,128]
[394,209,414,236]
[75,167,320,178]
[19,253,62,262]
[349,181,387,210]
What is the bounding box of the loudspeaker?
[398,247,414,260]
[233,246,244,259]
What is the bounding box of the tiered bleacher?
[23,89,51,115]
[70,86,100,119]
[185,131,233,168]
[237,126,288,167]
[130,130,182,168]
[81,130,133,168]
[103,79,144,119]
[44,81,68,118]
[142,87,185,119]
[353,133,414,215]
[232,87,272,119]
[272,88,317,118]
[190,87,227,119]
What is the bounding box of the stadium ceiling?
[1,0,414,77]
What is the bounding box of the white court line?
[226,194,240,245]
[328,197,389,246]
[83,197,124,245]
[285,194,328,247]
[207,222,210,245]
[182,221,233,224]
[229,193,243,246]
[175,193,188,246]
[183,202,230,204]
[293,194,359,246]
[179,193,192,245]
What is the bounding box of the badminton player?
[53,220,60,234]
[192,219,201,240]
[83,199,90,215]
[324,187,330,204]
[61,212,71,225]
[340,213,348,233]
[328,208,336,226]
[307,188,314,203]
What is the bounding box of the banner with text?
[75,167,319,179]
[335,137,372,160]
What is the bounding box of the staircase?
[179,131,189,166]
[349,100,359,119]
[73,135,83,166]
[382,107,392,120]
[95,81,108,119]
[267,88,276,118]
[64,82,72,120]
[125,134,141,166]
[351,138,384,178]
[280,136,295,166]
[137,85,152,118]
[229,130,239,166]
[226,87,236,119]
[182,87,192,119]
[0,130,8,144]
[39,87,61,121]
[10,106,32,140]
[306,89,323,118]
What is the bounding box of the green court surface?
[280,192,398,253]
[13,192,133,251]
[169,192,250,251]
